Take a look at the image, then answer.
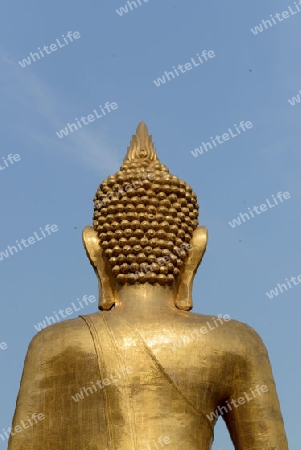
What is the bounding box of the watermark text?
[72,366,133,402]
[0,154,21,172]
[206,385,268,421]
[250,2,301,35]
[191,121,253,157]
[153,51,215,87]
[228,192,290,228]
[18,31,81,68]
[56,102,118,139]
[0,224,58,263]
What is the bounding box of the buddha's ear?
[174,226,208,311]
[82,226,116,310]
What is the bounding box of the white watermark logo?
[171,315,231,350]
[95,170,156,211]
[0,153,21,173]
[206,385,269,421]
[191,121,253,157]
[55,102,118,139]
[134,243,192,280]
[288,88,301,106]
[34,295,97,332]
[141,436,171,450]
[228,192,290,228]
[266,272,301,299]
[116,0,150,17]
[71,366,133,402]
[0,342,8,352]
[0,224,58,263]
[18,31,81,68]
[153,50,215,87]
[1,413,45,443]
[250,1,301,35]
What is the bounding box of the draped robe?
[8,311,288,450]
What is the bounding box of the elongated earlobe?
[174,226,208,310]
[82,226,116,310]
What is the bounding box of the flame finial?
[123,122,158,164]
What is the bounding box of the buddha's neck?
[113,284,177,315]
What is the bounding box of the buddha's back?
[9,311,218,450]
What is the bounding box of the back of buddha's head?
[92,122,199,286]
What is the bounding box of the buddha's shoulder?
[188,312,268,354]
[28,312,103,357]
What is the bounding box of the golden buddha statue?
[9,123,288,449]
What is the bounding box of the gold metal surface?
[9,123,288,449]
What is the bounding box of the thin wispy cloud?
[0,48,120,174]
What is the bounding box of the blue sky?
[0,0,300,448]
